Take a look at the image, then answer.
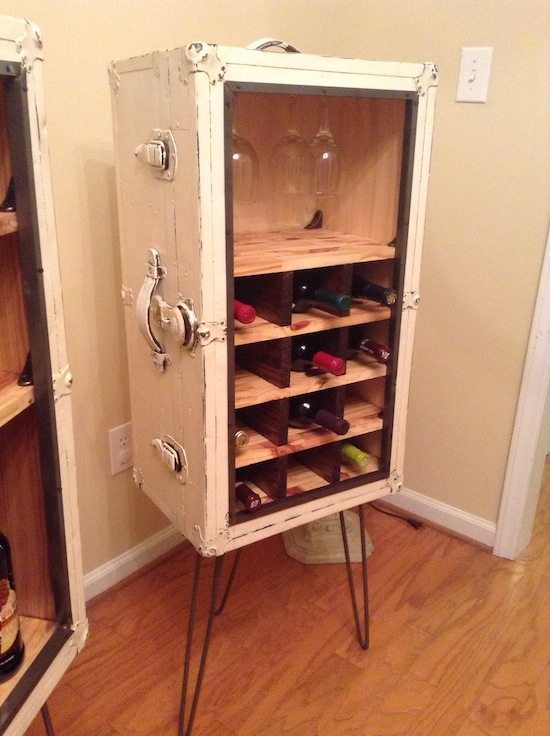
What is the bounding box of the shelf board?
[236,397,383,468]
[0,211,17,237]
[234,302,391,346]
[286,459,330,497]
[0,373,34,429]
[235,357,387,409]
[234,228,395,276]
[339,454,380,479]
[0,617,57,705]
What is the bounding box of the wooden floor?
[27,463,550,736]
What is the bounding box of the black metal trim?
[4,68,72,627]
[226,80,416,101]
[378,96,419,474]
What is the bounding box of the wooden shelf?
[0,211,17,237]
[234,229,395,276]
[235,358,387,409]
[0,617,57,704]
[236,397,382,468]
[340,454,380,479]
[286,459,330,497]
[0,372,34,429]
[234,303,391,346]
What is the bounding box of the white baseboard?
[83,525,183,601]
[382,487,497,547]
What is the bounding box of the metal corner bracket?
[385,470,404,493]
[184,42,227,84]
[52,365,72,402]
[415,63,439,96]
[403,291,421,310]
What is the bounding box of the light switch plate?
[456,47,493,102]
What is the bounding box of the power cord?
[369,502,423,529]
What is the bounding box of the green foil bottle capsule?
[340,442,371,471]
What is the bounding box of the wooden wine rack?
[226,86,406,521]
[0,35,86,734]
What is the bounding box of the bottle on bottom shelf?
[235,482,262,512]
[0,532,24,678]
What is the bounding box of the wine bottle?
[340,442,371,471]
[0,532,24,677]
[352,276,397,306]
[0,178,16,213]
[289,397,349,435]
[236,482,261,512]
[234,430,249,448]
[350,338,391,364]
[292,336,346,376]
[292,274,351,316]
[234,299,256,325]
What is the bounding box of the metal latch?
[134,129,177,180]
[151,435,188,484]
[197,320,227,346]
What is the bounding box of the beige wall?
[2,1,548,572]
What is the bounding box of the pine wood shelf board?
[340,454,380,479]
[235,359,387,409]
[234,303,391,346]
[0,374,34,429]
[0,212,17,237]
[233,229,395,276]
[0,617,57,704]
[286,460,330,497]
[236,398,383,468]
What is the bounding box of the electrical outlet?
[108,422,133,475]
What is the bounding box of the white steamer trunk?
[110,41,437,556]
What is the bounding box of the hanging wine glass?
[270,96,312,229]
[231,95,259,204]
[303,98,344,200]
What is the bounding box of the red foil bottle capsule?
[236,482,261,512]
[358,339,391,364]
[234,299,256,325]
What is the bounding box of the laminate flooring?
[26,462,550,735]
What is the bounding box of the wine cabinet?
[110,40,437,555]
[0,16,87,735]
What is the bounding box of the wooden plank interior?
[0,233,29,374]
[0,212,17,236]
[0,76,12,196]
[232,91,405,242]
[0,407,55,620]
[286,459,329,497]
[0,374,34,428]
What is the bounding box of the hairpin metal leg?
[339,505,370,650]
[178,547,242,736]
[41,704,55,736]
